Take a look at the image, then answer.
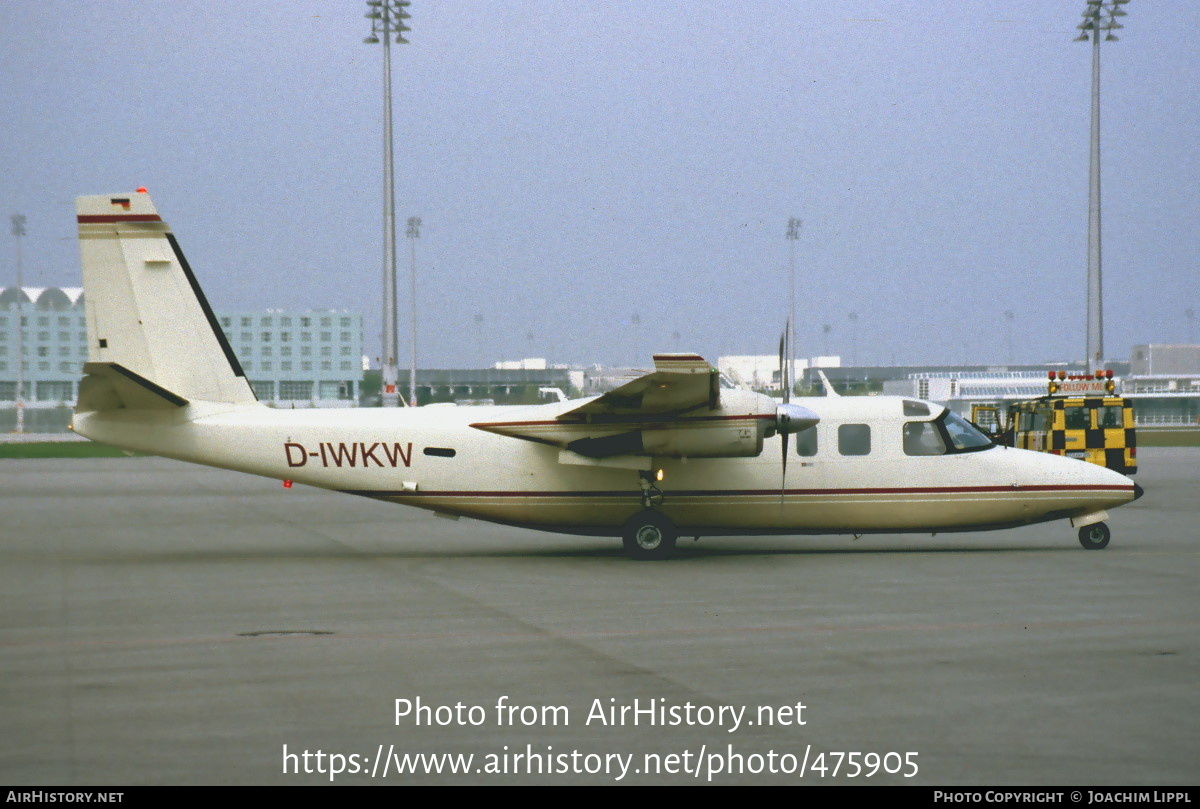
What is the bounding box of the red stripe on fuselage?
[341,484,1135,499]
[77,214,163,223]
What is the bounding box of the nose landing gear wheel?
[622,510,678,561]
[1078,522,1111,550]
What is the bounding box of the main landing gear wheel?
[1078,522,1111,550]
[622,510,678,561]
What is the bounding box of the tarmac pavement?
[1,448,1195,785]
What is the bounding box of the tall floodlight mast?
[785,217,801,395]
[10,214,26,433]
[363,0,413,406]
[1075,0,1130,372]
[406,216,420,407]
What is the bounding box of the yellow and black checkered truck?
[971,371,1137,475]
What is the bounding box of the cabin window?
[940,411,994,452]
[1098,406,1124,428]
[1019,410,1049,432]
[423,447,456,458]
[903,421,946,456]
[1064,406,1089,430]
[795,427,818,457]
[838,424,871,456]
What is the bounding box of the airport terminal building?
[881,365,1200,428]
[5,285,1196,432]
[216,309,363,403]
[0,286,362,429]
[721,353,1199,429]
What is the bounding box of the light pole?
[363,0,412,406]
[1004,310,1015,364]
[630,312,641,367]
[10,214,26,433]
[847,311,858,367]
[474,313,484,366]
[785,218,801,394]
[406,215,420,406]
[1075,0,1129,372]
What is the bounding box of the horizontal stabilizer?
[77,362,190,411]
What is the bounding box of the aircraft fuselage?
[73,393,1137,539]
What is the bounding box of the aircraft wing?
[559,354,719,419]
[470,354,775,461]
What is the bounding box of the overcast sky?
[2,1,1197,369]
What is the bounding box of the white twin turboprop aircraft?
[72,190,1142,559]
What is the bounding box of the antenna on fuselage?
[816,369,841,397]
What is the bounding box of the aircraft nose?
[1062,457,1141,510]
[1020,450,1141,515]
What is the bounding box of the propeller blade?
[778,330,786,403]
[779,321,791,404]
[784,320,791,404]
[780,430,789,506]
[776,325,808,505]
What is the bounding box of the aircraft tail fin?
[75,191,256,408]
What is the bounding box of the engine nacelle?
[641,421,765,458]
